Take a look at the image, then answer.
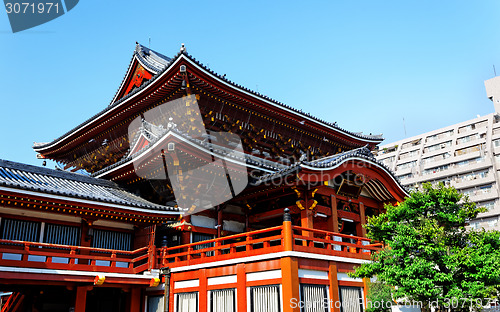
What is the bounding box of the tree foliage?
[365,279,393,312]
[351,183,500,311]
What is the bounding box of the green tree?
[351,183,500,312]
[365,279,393,312]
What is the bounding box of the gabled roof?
[251,146,408,201]
[0,159,178,213]
[92,125,286,179]
[33,43,383,155]
[110,44,171,104]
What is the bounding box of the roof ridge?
[177,51,384,142]
[0,159,178,212]
[0,159,117,188]
[34,43,383,153]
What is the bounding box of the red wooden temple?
[0,43,407,312]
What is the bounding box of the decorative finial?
[283,208,291,222]
[167,117,177,129]
[180,43,186,53]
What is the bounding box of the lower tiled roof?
[0,159,178,213]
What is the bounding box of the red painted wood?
[128,288,141,312]
[237,263,246,312]
[74,286,87,312]
[199,269,207,312]
[298,278,329,285]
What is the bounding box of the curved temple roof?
[0,159,178,213]
[33,43,383,154]
[251,146,409,201]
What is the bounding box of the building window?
[469,221,480,230]
[426,130,454,142]
[147,295,164,312]
[339,287,364,312]
[380,156,395,165]
[455,170,489,183]
[300,284,328,312]
[92,229,132,251]
[422,152,451,164]
[401,139,421,150]
[397,173,413,180]
[380,146,397,154]
[192,233,215,256]
[431,179,451,187]
[422,164,449,175]
[44,223,80,246]
[424,141,452,153]
[455,144,484,156]
[177,292,198,312]
[455,157,485,167]
[478,200,496,211]
[1,218,40,242]
[488,218,498,228]
[396,161,416,171]
[457,134,479,145]
[458,124,476,134]
[250,285,281,312]
[210,289,235,312]
[462,184,493,197]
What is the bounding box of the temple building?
[0,43,407,312]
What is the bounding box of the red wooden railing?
[291,226,382,259]
[0,225,382,274]
[158,226,284,268]
[0,239,149,274]
[157,224,382,268]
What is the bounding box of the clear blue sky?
[1,1,500,167]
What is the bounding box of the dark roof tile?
[0,159,178,213]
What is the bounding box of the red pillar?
[128,288,141,312]
[330,195,339,232]
[80,221,92,265]
[281,257,300,312]
[169,274,175,312]
[199,269,208,312]
[328,262,341,312]
[300,209,314,246]
[359,202,367,237]
[217,207,223,238]
[180,215,192,245]
[237,264,247,312]
[74,286,87,312]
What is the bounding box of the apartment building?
[376,76,500,231]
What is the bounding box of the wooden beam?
[248,206,300,223]
[359,202,367,237]
[330,195,339,233]
[217,207,223,238]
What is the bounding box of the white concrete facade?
[376,76,500,231]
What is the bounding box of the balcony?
[158,225,381,269]
[0,240,150,275]
[0,225,381,276]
